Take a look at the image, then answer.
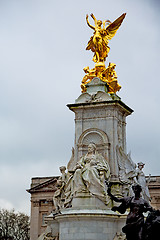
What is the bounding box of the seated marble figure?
[64,143,111,206]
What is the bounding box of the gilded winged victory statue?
[86,13,126,63]
[81,13,126,94]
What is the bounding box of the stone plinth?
[72,193,107,209]
[55,209,126,240]
[37,214,59,240]
[67,98,133,180]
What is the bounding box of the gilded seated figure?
[81,62,121,94]
[81,66,96,93]
[65,143,111,206]
[102,62,121,94]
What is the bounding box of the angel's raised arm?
[90,13,96,21]
[86,14,95,30]
[103,20,112,30]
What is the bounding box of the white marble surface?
[56,208,126,240]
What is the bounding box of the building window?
[40,199,48,206]
[42,213,47,226]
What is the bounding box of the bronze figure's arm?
[144,201,153,213]
[107,186,123,202]
[108,186,128,214]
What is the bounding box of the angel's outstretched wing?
[116,146,127,183]
[67,147,75,172]
[105,13,126,40]
[117,146,136,183]
[126,151,137,177]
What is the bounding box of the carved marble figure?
[53,166,67,213]
[108,184,153,240]
[136,162,151,202]
[43,233,58,240]
[37,225,59,240]
[113,232,126,240]
[116,146,137,196]
[64,143,111,206]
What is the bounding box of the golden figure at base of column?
[102,62,121,94]
[81,62,121,94]
[81,66,96,93]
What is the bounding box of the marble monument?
[35,13,152,240]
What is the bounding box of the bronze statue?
[144,209,160,240]
[108,184,153,240]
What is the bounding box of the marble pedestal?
[67,90,133,181]
[55,208,126,240]
[41,79,131,240]
[71,193,108,209]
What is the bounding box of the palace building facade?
[27,175,160,240]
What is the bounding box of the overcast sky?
[0,0,159,215]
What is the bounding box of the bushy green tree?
[0,209,29,240]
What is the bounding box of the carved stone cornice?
[33,200,40,207]
[27,176,58,194]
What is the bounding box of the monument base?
[71,193,110,209]
[55,208,126,240]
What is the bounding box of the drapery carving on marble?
[64,143,111,207]
[53,166,68,213]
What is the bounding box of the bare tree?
[0,209,29,240]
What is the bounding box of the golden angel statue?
[86,13,126,63]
